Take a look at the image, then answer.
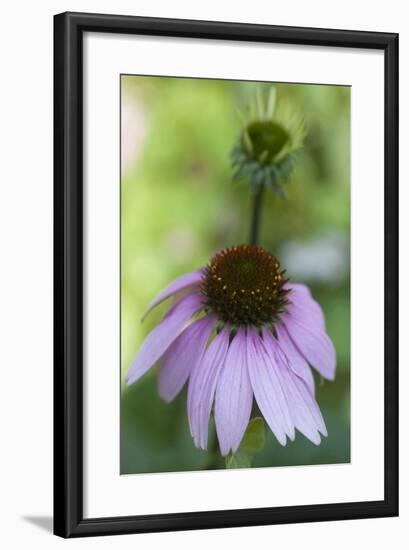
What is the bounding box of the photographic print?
[120,75,351,475]
[54,13,398,536]
[54,13,398,537]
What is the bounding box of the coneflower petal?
[275,323,315,395]
[188,328,230,450]
[247,328,294,445]
[126,292,203,385]
[262,329,327,444]
[158,314,216,403]
[215,328,253,456]
[283,316,336,381]
[141,270,203,321]
[284,283,326,330]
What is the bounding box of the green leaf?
[225,417,265,469]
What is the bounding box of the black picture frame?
[54,11,399,538]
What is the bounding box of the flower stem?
[249,184,265,245]
[204,432,222,470]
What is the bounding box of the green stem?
[249,184,265,245]
[204,432,222,470]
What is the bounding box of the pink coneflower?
[126,244,336,456]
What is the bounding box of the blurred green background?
[120,75,350,474]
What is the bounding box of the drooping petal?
[126,292,203,385]
[262,329,327,445]
[275,323,315,395]
[278,369,324,445]
[246,328,294,445]
[215,328,253,456]
[158,314,216,403]
[283,315,336,381]
[284,283,326,330]
[142,270,204,320]
[187,328,230,450]
[289,371,328,438]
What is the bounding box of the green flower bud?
[231,88,306,197]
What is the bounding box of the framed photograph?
[54,12,398,538]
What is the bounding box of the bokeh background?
[120,75,350,474]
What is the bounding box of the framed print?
[54,12,398,538]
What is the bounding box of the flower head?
[231,88,306,197]
[126,245,336,456]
